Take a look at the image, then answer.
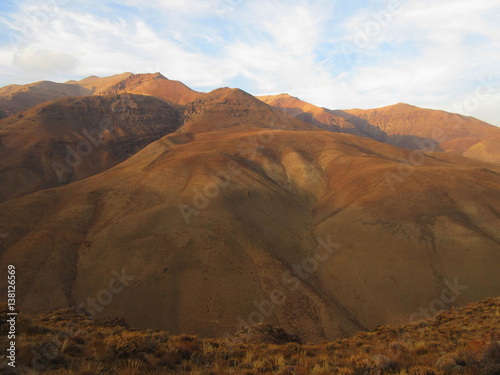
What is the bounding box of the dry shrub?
[104,330,169,357]
[434,353,466,372]
[105,331,147,357]
[21,321,53,335]
[153,347,166,358]
[85,334,112,362]
[466,337,490,359]
[171,334,201,360]
[407,365,444,375]
[17,340,36,366]
[412,342,430,355]
[71,333,87,345]
[346,354,386,374]
[158,349,181,369]
[480,340,500,374]
[64,343,83,356]
[28,335,69,370]
[283,342,303,359]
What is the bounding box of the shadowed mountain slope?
[0,81,92,119]
[258,93,388,142]
[0,94,181,202]
[343,103,499,150]
[260,95,500,164]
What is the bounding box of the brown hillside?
[0,81,92,119]
[0,94,181,202]
[258,93,388,142]
[343,103,500,153]
[86,72,204,105]
[182,88,320,134]
[261,95,500,163]
[0,73,203,120]
[1,119,499,342]
[462,135,500,165]
[344,103,497,140]
[65,72,134,93]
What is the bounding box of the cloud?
[0,0,498,125]
[14,49,77,74]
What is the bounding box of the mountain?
[260,96,500,164]
[182,88,321,134]
[257,93,388,142]
[343,103,499,151]
[0,94,181,202]
[3,77,498,165]
[0,81,92,119]
[0,73,203,121]
[1,89,499,343]
[74,72,204,105]
[65,72,135,93]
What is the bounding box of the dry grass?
[1,297,499,374]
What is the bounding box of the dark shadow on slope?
[331,110,443,151]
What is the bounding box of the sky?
[0,0,499,125]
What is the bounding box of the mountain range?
[0,73,499,342]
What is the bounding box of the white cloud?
[0,0,498,125]
[14,49,77,74]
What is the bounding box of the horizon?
[1,0,499,125]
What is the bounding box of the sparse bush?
[480,340,500,374]
[407,365,444,375]
[6,297,500,374]
[158,349,181,368]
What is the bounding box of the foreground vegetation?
[1,297,499,374]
